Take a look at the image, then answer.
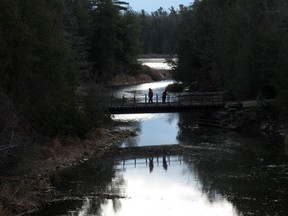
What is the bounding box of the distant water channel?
[34,59,288,216]
[138,58,173,70]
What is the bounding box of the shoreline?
[137,54,177,59]
[0,127,136,215]
[107,66,172,86]
[0,64,168,215]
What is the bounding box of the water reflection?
[148,157,154,172]
[138,58,172,70]
[38,155,240,216]
[35,137,288,216]
[77,197,90,216]
[107,80,174,100]
[285,138,288,156]
[163,156,168,171]
[112,113,179,147]
[107,155,237,216]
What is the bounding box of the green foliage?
[275,35,288,109]
[83,89,110,129]
[74,0,92,35]
[173,0,285,102]
[117,11,141,66]
[166,83,184,92]
[172,1,216,87]
[0,0,80,136]
[89,0,141,80]
[0,0,145,136]
[235,102,279,125]
[213,0,279,99]
[90,0,119,78]
[137,7,178,55]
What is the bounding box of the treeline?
[86,0,141,79]
[0,0,79,136]
[2,0,288,137]
[138,0,288,105]
[137,7,179,55]
[0,0,141,136]
[171,0,288,104]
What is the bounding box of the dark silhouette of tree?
[172,0,286,102]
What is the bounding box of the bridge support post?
[156,94,158,105]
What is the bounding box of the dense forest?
[138,0,288,104]
[1,0,288,161]
[0,0,142,139]
[138,0,288,105]
[172,0,288,103]
[0,0,144,174]
[137,7,178,55]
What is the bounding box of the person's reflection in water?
[163,156,168,171]
[285,135,288,156]
[149,157,154,173]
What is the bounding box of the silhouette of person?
[162,90,168,104]
[149,157,154,173]
[163,156,168,170]
[148,88,153,103]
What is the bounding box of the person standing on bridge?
[162,89,168,104]
[148,88,153,103]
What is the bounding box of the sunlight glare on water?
[99,156,237,216]
[112,113,164,122]
[138,58,174,70]
[111,80,174,100]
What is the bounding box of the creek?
[34,59,288,216]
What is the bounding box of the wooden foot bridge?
[105,91,231,114]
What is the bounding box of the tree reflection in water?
[177,112,288,216]
[34,111,288,216]
[41,158,127,216]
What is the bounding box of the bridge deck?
[108,102,224,114]
[106,91,227,114]
[79,91,274,114]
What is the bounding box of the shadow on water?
[176,112,288,215]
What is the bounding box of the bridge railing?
[103,91,227,107]
[178,91,227,106]
[103,93,180,107]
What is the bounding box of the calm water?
[113,113,179,147]
[98,156,236,216]
[36,108,288,216]
[138,58,172,70]
[107,80,175,103]
[34,59,288,216]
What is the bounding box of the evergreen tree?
[0,0,80,135]
[137,7,179,55]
